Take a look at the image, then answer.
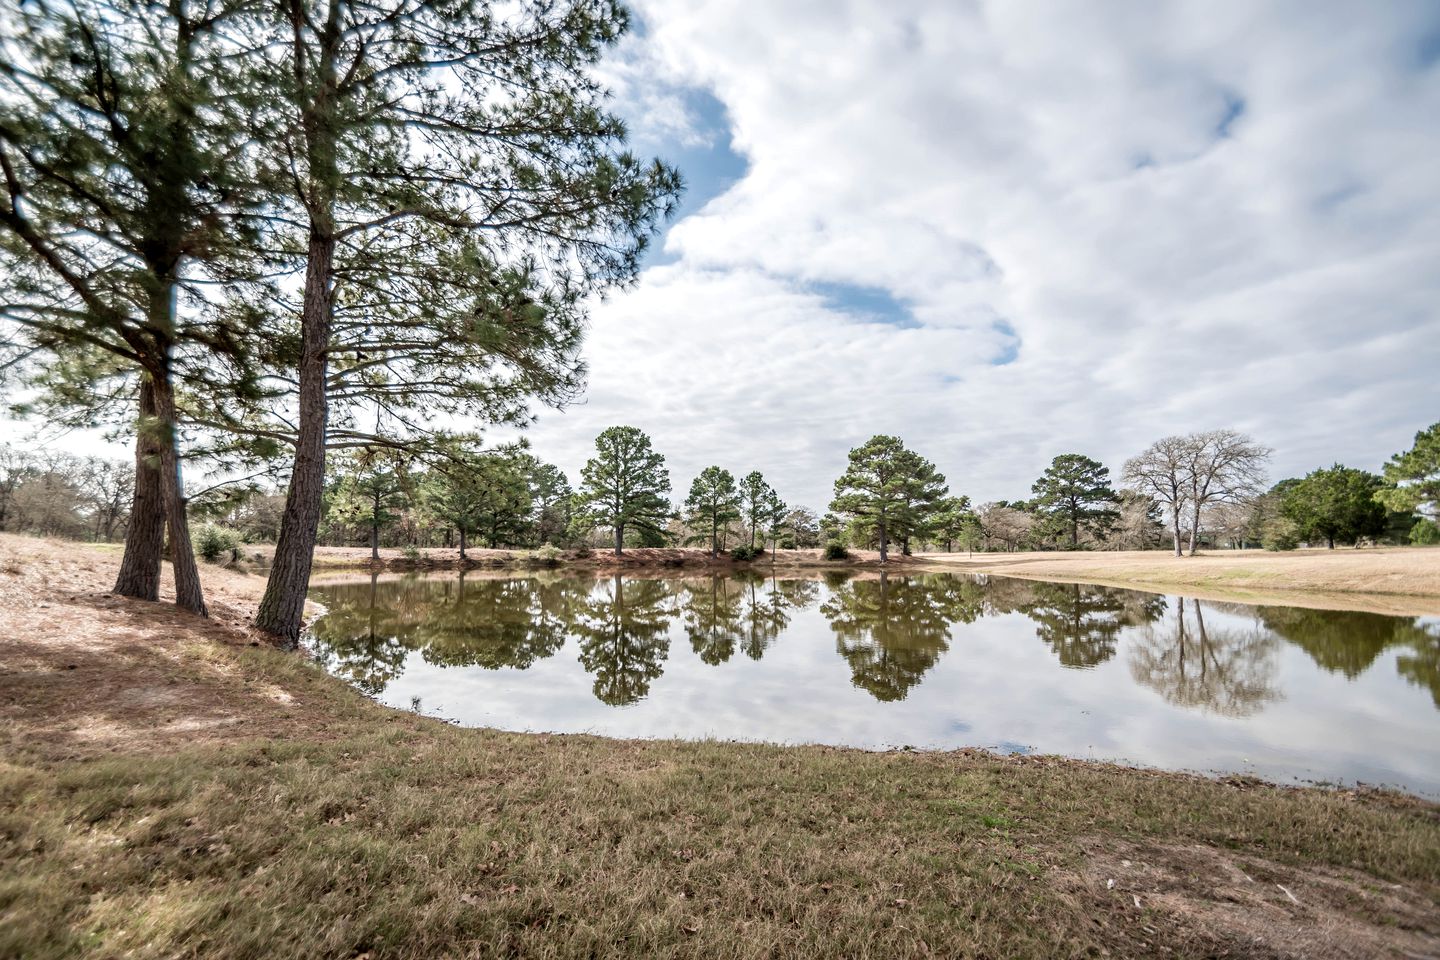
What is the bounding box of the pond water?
[307,570,1440,796]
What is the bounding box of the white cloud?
[513,0,1440,509]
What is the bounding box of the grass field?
[2,533,1437,958]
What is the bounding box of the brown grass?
[927,546,1440,616]
[1,533,1438,959]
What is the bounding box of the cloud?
[512,0,1440,509]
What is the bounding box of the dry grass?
[1,533,1438,959]
[928,546,1440,616]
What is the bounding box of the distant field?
[927,546,1440,616]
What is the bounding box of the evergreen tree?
[332,456,410,559]
[576,426,671,555]
[739,471,777,549]
[0,0,269,614]
[1279,464,1389,549]
[829,436,947,562]
[251,0,682,642]
[524,458,574,547]
[1378,421,1439,518]
[1030,454,1119,549]
[683,467,740,557]
[930,495,977,552]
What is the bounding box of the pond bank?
[2,533,1437,959]
[287,542,1440,617]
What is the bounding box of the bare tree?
[1108,490,1164,550]
[978,502,1034,552]
[1182,430,1270,555]
[1122,437,1192,556]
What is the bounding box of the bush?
[193,524,242,564]
[401,545,422,562]
[1410,518,1440,546]
[1261,517,1300,552]
[534,544,563,566]
[823,541,849,561]
[730,545,762,562]
[573,542,593,559]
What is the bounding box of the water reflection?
[1129,597,1282,716]
[307,570,1440,792]
[573,575,673,706]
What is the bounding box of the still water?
[307,571,1440,795]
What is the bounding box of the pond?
[307,570,1440,796]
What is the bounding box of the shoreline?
[287,542,1440,617]
[3,532,1438,958]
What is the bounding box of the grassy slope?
[1,534,1437,959]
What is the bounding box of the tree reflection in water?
[981,579,1166,669]
[820,573,980,702]
[679,576,745,665]
[573,575,674,706]
[308,572,587,693]
[307,570,1440,718]
[1258,606,1440,707]
[1129,597,1282,716]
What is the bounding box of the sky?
[6,0,1439,511]
[505,0,1440,509]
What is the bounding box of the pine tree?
[251,0,682,642]
[577,426,671,555]
[683,467,741,557]
[0,0,269,614]
[829,435,948,562]
[1031,454,1119,549]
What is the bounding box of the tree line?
[296,418,1438,559]
[0,0,681,641]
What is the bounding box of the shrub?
[730,545,762,562]
[534,544,563,566]
[401,545,422,562]
[1410,518,1440,546]
[823,541,849,561]
[193,524,242,564]
[573,542,593,559]
[1261,517,1300,552]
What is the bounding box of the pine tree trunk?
[150,373,206,616]
[878,521,888,563]
[255,227,334,644]
[614,524,623,556]
[459,527,467,560]
[114,378,165,600]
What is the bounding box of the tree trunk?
[614,523,623,556]
[1171,502,1183,557]
[1188,500,1202,556]
[143,368,207,615]
[114,378,166,600]
[458,527,467,560]
[255,227,334,644]
[370,513,379,560]
[878,522,888,563]
[1328,535,1335,550]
